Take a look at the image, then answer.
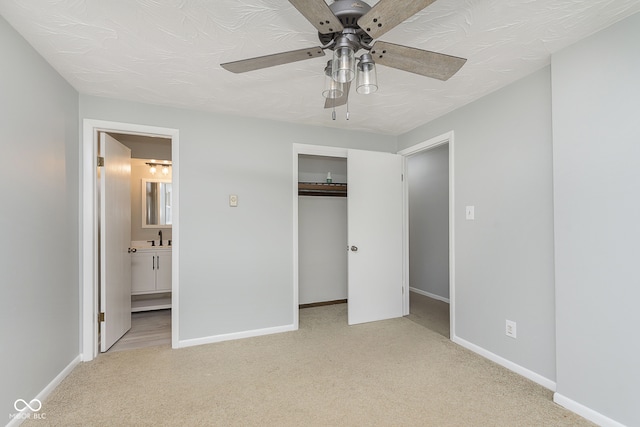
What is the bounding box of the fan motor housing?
[318,0,373,48]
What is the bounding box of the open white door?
[100,133,132,352]
[347,149,404,325]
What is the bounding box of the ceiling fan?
[221,0,466,115]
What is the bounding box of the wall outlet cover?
[229,194,238,207]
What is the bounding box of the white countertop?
[131,240,172,251]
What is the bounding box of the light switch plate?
[229,194,238,207]
[466,205,475,220]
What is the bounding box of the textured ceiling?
[1,1,639,135]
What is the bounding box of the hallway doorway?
[399,131,455,339]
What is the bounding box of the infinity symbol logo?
[14,399,42,412]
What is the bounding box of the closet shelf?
[298,182,347,197]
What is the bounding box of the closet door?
[347,149,403,325]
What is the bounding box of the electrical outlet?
[506,320,517,338]
[229,194,238,207]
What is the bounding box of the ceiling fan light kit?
[323,61,345,99]
[220,0,467,119]
[331,28,360,83]
[356,53,378,95]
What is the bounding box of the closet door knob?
[350,246,358,252]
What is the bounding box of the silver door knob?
[350,246,358,252]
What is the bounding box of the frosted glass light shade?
[357,61,378,95]
[332,46,356,83]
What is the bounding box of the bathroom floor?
[107,309,171,352]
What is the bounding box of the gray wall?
[407,144,449,300]
[298,196,347,304]
[552,12,640,426]
[398,67,556,381]
[112,133,172,160]
[298,154,347,184]
[79,95,396,341]
[0,16,79,418]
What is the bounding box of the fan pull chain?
[346,99,350,120]
[332,98,336,120]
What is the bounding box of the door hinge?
[401,174,404,181]
[97,156,105,167]
[98,312,105,322]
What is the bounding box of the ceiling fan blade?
[358,0,437,39]
[324,82,351,109]
[288,0,344,35]
[221,47,325,73]
[370,41,466,81]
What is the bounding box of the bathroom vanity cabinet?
[131,246,172,312]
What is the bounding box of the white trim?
[7,355,81,427]
[449,137,456,340]
[293,144,348,158]
[292,144,349,331]
[397,131,452,156]
[177,324,296,348]
[81,119,180,361]
[401,154,410,315]
[452,336,556,391]
[553,393,627,427]
[398,131,455,338]
[292,147,298,330]
[409,287,450,303]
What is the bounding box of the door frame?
[398,131,456,339]
[292,144,348,329]
[81,119,180,361]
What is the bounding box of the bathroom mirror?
[142,178,172,228]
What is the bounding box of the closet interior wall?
[298,155,348,306]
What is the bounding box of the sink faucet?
[158,230,163,246]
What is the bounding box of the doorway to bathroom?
[81,119,180,361]
[103,132,173,352]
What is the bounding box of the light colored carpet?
[25,304,593,426]
[407,291,450,338]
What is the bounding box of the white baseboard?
[553,393,627,427]
[452,335,556,391]
[7,354,81,427]
[409,287,450,303]
[177,324,296,348]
